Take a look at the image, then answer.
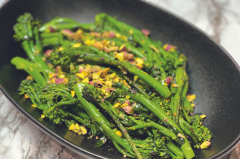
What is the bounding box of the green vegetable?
[11,13,212,159]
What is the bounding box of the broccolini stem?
[114,83,195,158]
[11,57,47,86]
[39,17,96,32]
[33,26,42,52]
[78,54,172,98]
[129,116,176,139]
[104,102,143,159]
[122,74,151,99]
[112,140,135,158]
[112,39,146,58]
[115,83,180,133]
[43,99,78,115]
[166,141,184,159]
[74,83,135,155]
[69,105,91,120]
[152,52,167,80]
[21,40,52,73]
[58,109,94,129]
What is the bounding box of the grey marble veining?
[0,91,86,159]
[0,0,240,159]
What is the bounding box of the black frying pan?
[0,0,240,158]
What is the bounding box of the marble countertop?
[0,0,240,159]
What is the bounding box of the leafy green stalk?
[11,57,47,86]
[74,83,135,155]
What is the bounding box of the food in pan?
[11,13,212,159]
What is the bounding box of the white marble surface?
[0,0,240,159]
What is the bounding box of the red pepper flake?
[55,65,61,73]
[123,130,127,133]
[123,106,134,115]
[164,76,172,84]
[88,81,94,85]
[142,29,150,36]
[165,44,172,51]
[123,100,131,106]
[109,31,115,38]
[55,78,65,84]
[119,44,127,52]
[48,26,55,32]
[79,69,83,73]
[60,29,75,38]
[101,97,106,102]
[142,57,146,60]
[44,50,53,57]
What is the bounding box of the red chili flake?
[123,130,127,133]
[142,29,150,36]
[164,44,172,52]
[88,81,94,85]
[49,73,58,78]
[48,26,55,32]
[61,29,74,36]
[101,97,106,102]
[78,69,83,73]
[109,31,115,38]
[164,76,172,84]
[123,100,131,106]
[119,44,127,52]
[55,65,61,73]
[100,57,104,60]
[55,78,64,84]
[142,57,146,60]
[44,50,53,57]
